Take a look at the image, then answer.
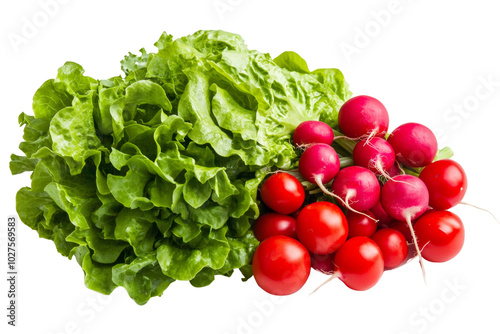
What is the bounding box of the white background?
[1,0,500,333]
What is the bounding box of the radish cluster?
[252,95,469,296]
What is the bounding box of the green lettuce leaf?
[112,253,174,305]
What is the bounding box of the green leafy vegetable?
[10,30,351,304]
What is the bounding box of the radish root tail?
[405,215,427,284]
[374,160,415,187]
[310,271,341,295]
[365,129,378,143]
[460,202,500,224]
[373,159,396,182]
[314,176,378,223]
[344,190,378,223]
[396,161,406,175]
[333,135,362,142]
[334,129,379,143]
[296,143,315,151]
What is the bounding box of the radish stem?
[339,157,354,168]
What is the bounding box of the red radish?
[421,208,437,217]
[387,122,438,168]
[254,213,297,241]
[299,143,340,184]
[353,137,395,176]
[413,211,465,262]
[406,243,417,262]
[310,252,336,274]
[380,174,429,279]
[331,166,380,213]
[334,237,384,290]
[419,159,467,210]
[290,208,302,219]
[338,95,389,138]
[370,201,394,228]
[260,173,305,214]
[389,220,413,243]
[313,237,384,292]
[252,236,311,295]
[381,175,429,222]
[386,163,401,178]
[296,201,348,255]
[371,228,408,270]
[419,160,497,222]
[293,120,334,146]
[346,210,377,238]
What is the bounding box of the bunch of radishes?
[252,95,468,296]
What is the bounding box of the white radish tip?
[309,271,341,295]
[460,202,500,224]
[404,214,427,284]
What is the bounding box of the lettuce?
[10,30,351,304]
